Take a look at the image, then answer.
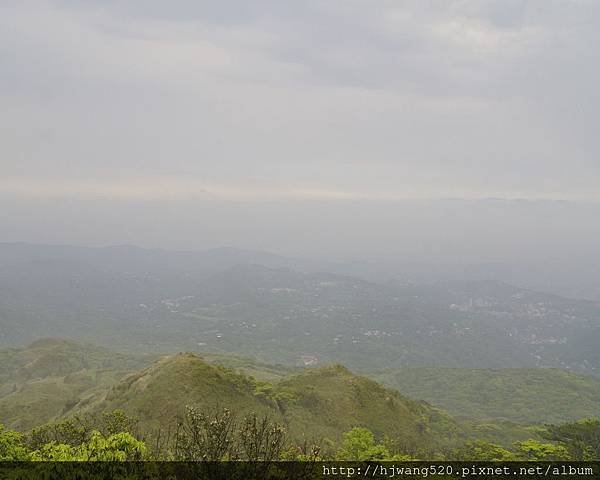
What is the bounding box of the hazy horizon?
[2,1,599,282]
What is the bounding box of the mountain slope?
[375,367,600,424]
[87,353,463,452]
[92,353,274,428]
[275,364,463,453]
[0,338,149,383]
[0,339,153,430]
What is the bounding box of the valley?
[1,244,599,376]
[1,244,599,461]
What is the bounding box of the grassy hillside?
[92,353,275,428]
[0,370,128,431]
[88,353,465,454]
[0,339,292,431]
[375,367,600,424]
[200,352,297,382]
[0,339,153,430]
[0,338,152,382]
[275,364,464,454]
[461,419,546,446]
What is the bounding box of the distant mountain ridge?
[0,242,321,275]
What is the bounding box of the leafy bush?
[0,425,30,460]
[546,418,600,460]
[1,423,146,461]
[336,427,412,461]
[30,431,146,461]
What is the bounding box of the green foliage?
[515,439,572,461]
[454,440,517,461]
[1,410,144,462]
[101,409,140,436]
[30,442,75,461]
[545,418,600,460]
[28,417,90,451]
[2,409,594,462]
[336,427,391,461]
[454,438,573,461]
[336,427,416,461]
[27,409,140,451]
[1,423,146,461]
[31,431,146,461]
[252,380,297,407]
[0,424,30,460]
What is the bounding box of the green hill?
[0,339,153,430]
[88,353,464,453]
[0,338,152,383]
[91,353,275,428]
[375,367,600,424]
[274,364,464,453]
[0,339,291,431]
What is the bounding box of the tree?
[31,431,146,461]
[454,441,517,461]
[27,409,140,451]
[515,440,571,461]
[238,413,286,462]
[546,419,600,460]
[0,424,30,461]
[336,427,391,461]
[173,407,237,460]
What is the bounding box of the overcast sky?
[1,1,599,260]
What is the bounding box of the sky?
[1,1,599,262]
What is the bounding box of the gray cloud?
[2,0,599,197]
[1,1,599,265]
